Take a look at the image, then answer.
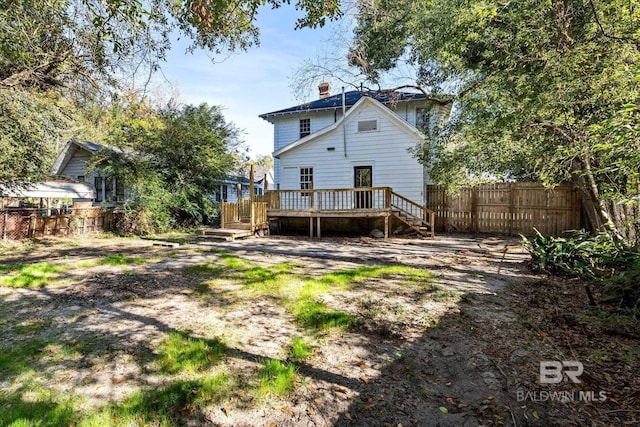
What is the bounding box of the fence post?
[2,210,6,240]
[508,183,515,236]
[221,200,226,229]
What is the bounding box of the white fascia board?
[273,97,425,158]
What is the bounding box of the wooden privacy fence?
[425,183,582,236]
[1,207,117,240]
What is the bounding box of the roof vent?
[318,82,330,99]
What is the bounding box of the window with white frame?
[300,167,313,196]
[299,118,311,138]
[357,119,378,132]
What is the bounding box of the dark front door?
[354,166,372,209]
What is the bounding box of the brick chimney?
[318,82,330,99]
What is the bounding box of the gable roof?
[259,90,427,122]
[50,139,113,176]
[273,96,425,158]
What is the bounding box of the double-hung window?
[299,118,311,138]
[300,167,313,196]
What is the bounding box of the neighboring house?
[259,84,446,205]
[215,168,274,202]
[215,177,251,203]
[50,139,126,204]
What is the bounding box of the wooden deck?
[265,187,435,238]
[215,185,435,240]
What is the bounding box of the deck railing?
[220,199,268,231]
[391,191,435,233]
[267,187,392,211]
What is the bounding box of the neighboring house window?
[416,108,430,130]
[77,175,85,182]
[300,167,313,196]
[357,119,378,132]
[94,177,103,202]
[116,179,125,202]
[94,176,122,202]
[222,185,228,201]
[299,118,311,138]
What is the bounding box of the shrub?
[522,229,640,316]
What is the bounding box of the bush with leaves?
[523,230,640,317]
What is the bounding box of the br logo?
[539,361,583,384]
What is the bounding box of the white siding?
[59,147,91,180]
[273,110,338,185]
[277,102,425,204]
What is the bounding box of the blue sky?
[158,5,342,158]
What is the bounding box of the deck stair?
[390,191,435,237]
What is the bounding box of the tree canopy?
[0,0,341,188]
[89,97,243,232]
[350,0,640,240]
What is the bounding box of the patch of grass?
[200,248,232,255]
[0,387,78,427]
[13,318,52,335]
[0,339,46,375]
[420,314,442,329]
[83,374,232,427]
[223,255,250,270]
[587,349,610,362]
[183,263,225,277]
[292,299,354,331]
[287,337,313,363]
[158,331,226,374]
[99,253,146,266]
[431,288,461,302]
[0,262,67,287]
[74,259,100,268]
[623,347,640,363]
[146,231,199,245]
[257,359,297,396]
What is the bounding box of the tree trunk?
[573,157,627,243]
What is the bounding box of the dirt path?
[1,234,637,426]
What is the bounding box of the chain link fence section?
[1,208,118,240]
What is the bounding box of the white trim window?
[357,119,378,132]
[299,118,311,138]
[300,167,313,196]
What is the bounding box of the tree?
[0,0,342,188]
[91,97,243,233]
[349,0,640,241]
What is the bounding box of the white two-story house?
[259,84,444,206]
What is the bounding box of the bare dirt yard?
[1,233,638,426]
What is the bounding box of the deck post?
[384,214,389,239]
[310,216,314,238]
[385,187,392,209]
[317,216,321,238]
[220,199,225,229]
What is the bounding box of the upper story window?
[299,118,311,138]
[416,108,430,130]
[357,119,378,132]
